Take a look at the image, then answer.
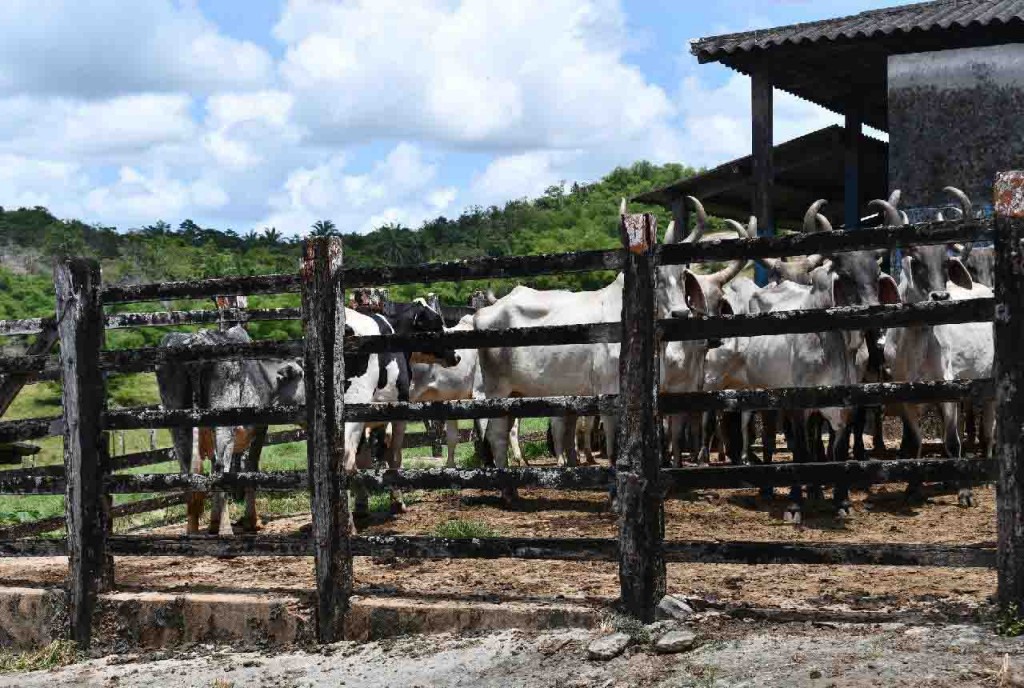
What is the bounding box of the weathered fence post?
[615,202,665,621]
[301,237,351,642]
[994,170,1024,608]
[55,257,109,648]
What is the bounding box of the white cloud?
[261,142,457,235]
[0,154,86,212]
[274,0,677,153]
[0,0,273,98]
[83,166,228,227]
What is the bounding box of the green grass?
[0,640,80,674]
[433,518,496,539]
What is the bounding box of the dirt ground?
[0,477,996,615]
[7,617,1024,687]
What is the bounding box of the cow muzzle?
[930,291,950,301]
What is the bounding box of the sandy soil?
[0,474,996,615]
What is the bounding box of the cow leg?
[694,412,714,465]
[579,417,596,465]
[485,416,516,505]
[601,414,617,465]
[758,412,777,500]
[740,411,758,466]
[783,412,807,524]
[238,426,266,534]
[871,407,886,458]
[388,422,408,514]
[445,420,459,468]
[509,418,526,467]
[180,425,203,535]
[851,406,868,462]
[827,411,853,520]
[963,400,976,454]
[980,401,995,461]
[722,411,743,465]
[208,426,235,536]
[805,414,825,502]
[900,405,926,503]
[559,413,579,467]
[937,401,972,507]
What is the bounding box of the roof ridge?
[691,0,1022,55]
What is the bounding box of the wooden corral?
[0,175,1020,647]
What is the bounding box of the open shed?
[637,0,1024,271]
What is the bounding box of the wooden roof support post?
[845,109,862,230]
[994,170,1024,609]
[55,257,110,649]
[751,74,774,286]
[301,237,352,643]
[615,203,665,622]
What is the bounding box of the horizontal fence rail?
[102,273,300,304]
[0,536,995,569]
[104,307,302,329]
[0,457,985,497]
[658,218,993,266]
[660,379,993,413]
[660,298,994,342]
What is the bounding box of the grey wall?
[889,44,1024,213]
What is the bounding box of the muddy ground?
[7,617,1024,687]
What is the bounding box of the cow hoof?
[696,449,710,465]
[783,505,802,525]
[390,502,409,515]
[958,490,975,508]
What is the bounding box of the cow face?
[828,250,890,308]
[274,360,306,406]
[902,245,974,303]
[402,303,461,367]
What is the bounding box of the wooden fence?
[1,172,1022,647]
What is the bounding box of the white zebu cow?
[410,314,523,468]
[713,199,902,523]
[475,199,745,471]
[881,189,994,507]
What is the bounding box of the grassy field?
[0,379,550,532]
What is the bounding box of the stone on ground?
[656,595,694,622]
[655,629,698,654]
[587,632,631,661]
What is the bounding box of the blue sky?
[0,0,911,235]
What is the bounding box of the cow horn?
[683,196,708,243]
[900,211,910,226]
[944,186,974,261]
[486,289,497,305]
[746,215,757,239]
[935,209,945,222]
[664,220,677,245]
[816,213,833,232]
[743,214,781,271]
[869,199,902,227]
[710,219,750,285]
[888,189,902,208]
[803,200,828,233]
[619,198,627,215]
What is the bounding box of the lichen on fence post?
[55,257,110,648]
[993,170,1024,608]
[301,236,351,643]
[615,201,666,621]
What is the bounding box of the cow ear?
[831,274,852,308]
[719,297,735,317]
[344,324,354,337]
[878,274,901,306]
[947,258,974,290]
[683,269,708,315]
[277,362,302,384]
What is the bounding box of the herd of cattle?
[156,186,995,534]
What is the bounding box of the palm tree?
[310,219,337,237]
[262,226,282,244]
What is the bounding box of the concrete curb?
[0,587,604,650]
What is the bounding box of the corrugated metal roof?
[692,0,1024,61]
